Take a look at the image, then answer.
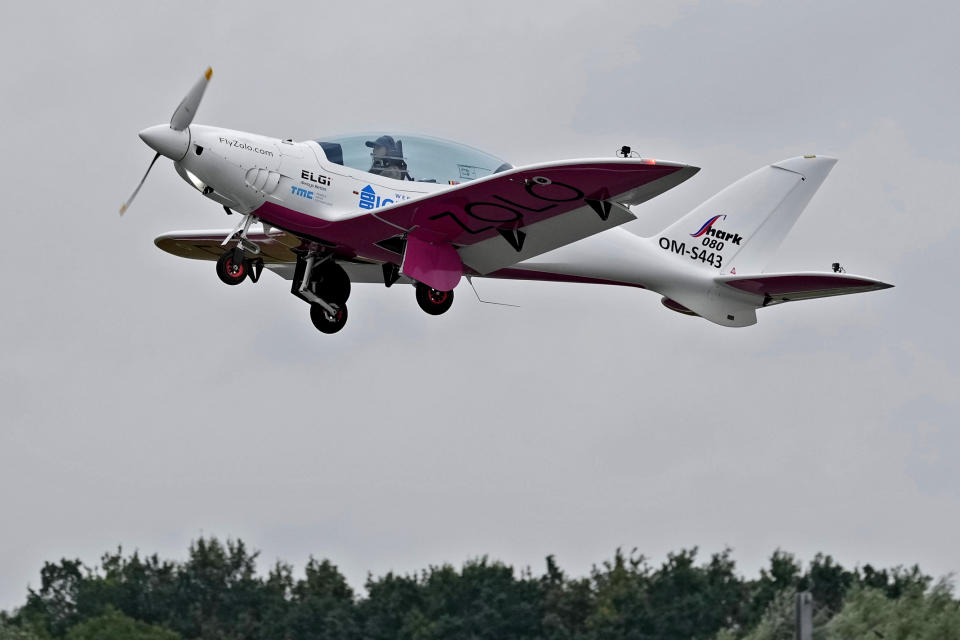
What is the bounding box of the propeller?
[118,67,212,215]
[171,67,213,131]
[119,152,161,216]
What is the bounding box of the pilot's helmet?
[365,135,403,161]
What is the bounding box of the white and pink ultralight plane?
[122,69,892,334]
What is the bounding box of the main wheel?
[310,303,348,334]
[415,283,454,315]
[311,262,351,304]
[216,251,247,285]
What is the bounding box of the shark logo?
[691,214,726,238]
[690,214,742,245]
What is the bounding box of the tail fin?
[655,155,837,275]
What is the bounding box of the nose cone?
[139,124,190,161]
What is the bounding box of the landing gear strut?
[291,251,352,334]
[415,282,454,315]
[216,212,264,286]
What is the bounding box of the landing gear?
[216,248,263,285]
[416,282,454,315]
[291,251,352,335]
[216,250,247,285]
[216,212,264,286]
[310,302,348,334]
[309,261,351,304]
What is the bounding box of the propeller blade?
[170,67,212,131]
[119,152,161,216]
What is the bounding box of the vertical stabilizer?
[655,156,837,275]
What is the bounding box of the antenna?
[466,276,520,307]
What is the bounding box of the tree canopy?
[4,539,951,640]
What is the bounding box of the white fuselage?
[165,125,727,315]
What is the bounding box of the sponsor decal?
[690,214,725,237]
[354,184,410,210]
[290,186,315,200]
[690,214,742,245]
[218,137,274,157]
[301,169,332,187]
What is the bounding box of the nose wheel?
[416,283,454,315]
[216,249,263,285]
[216,250,247,285]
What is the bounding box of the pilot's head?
[365,135,401,161]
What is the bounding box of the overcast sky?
[1,0,958,612]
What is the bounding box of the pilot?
[366,135,411,180]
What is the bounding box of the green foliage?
[825,581,960,640]
[0,621,45,640]
[5,538,955,640]
[361,556,542,640]
[584,547,748,640]
[63,608,179,640]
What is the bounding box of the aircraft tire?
[415,283,454,315]
[310,302,348,334]
[312,262,351,304]
[216,251,247,285]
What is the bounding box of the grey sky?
[1,0,958,612]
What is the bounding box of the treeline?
[1,538,957,640]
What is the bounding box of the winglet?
[205,67,213,80]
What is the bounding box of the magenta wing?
[373,159,698,274]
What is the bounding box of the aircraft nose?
[139,124,190,161]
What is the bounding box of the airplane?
[123,68,892,334]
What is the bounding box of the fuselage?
[152,124,709,302]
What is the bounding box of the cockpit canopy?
[314,133,512,185]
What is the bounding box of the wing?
[374,158,698,275]
[158,159,697,290]
[153,227,404,284]
[717,271,893,305]
[154,226,302,263]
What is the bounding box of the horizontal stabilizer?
[718,271,893,305]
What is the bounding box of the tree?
[825,580,960,640]
[540,555,593,640]
[0,621,44,640]
[584,548,652,640]
[170,537,264,640]
[279,558,359,640]
[63,608,180,640]
[19,559,86,637]
[360,572,424,640]
[804,554,855,615]
[745,550,802,627]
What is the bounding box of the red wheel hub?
[225,259,244,278]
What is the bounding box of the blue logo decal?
[291,186,314,200]
[358,184,394,210]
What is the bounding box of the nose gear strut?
[215,211,265,286]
